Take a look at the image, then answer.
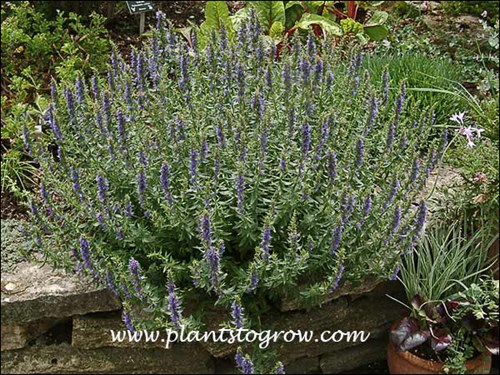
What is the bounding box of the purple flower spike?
[128,257,143,297]
[356,137,365,167]
[275,362,285,374]
[389,263,400,280]
[47,106,63,141]
[332,263,345,290]
[410,159,420,185]
[235,352,255,375]
[75,76,84,105]
[386,122,395,151]
[392,206,402,234]
[415,201,427,239]
[205,245,220,291]
[327,151,337,182]
[136,172,147,206]
[396,82,406,118]
[106,270,119,297]
[384,179,400,209]
[71,167,84,202]
[260,225,272,261]
[122,310,135,332]
[189,149,199,187]
[258,92,265,121]
[331,225,343,255]
[246,268,259,293]
[231,300,244,329]
[79,237,92,270]
[167,280,183,328]
[160,163,173,206]
[301,123,311,158]
[199,213,212,247]
[96,174,108,207]
[366,96,379,133]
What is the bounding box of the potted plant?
[387,217,499,374]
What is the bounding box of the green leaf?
[229,7,251,30]
[176,26,193,47]
[248,1,286,32]
[294,13,342,36]
[285,4,304,30]
[363,24,388,41]
[198,1,234,48]
[204,1,233,31]
[269,21,284,39]
[285,1,302,10]
[364,10,388,27]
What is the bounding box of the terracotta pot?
[387,320,492,374]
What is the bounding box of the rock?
[285,356,321,374]
[72,313,167,349]
[422,14,443,30]
[264,281,405,363]
[319,338,388,373]
[198,307,241,358]
[422,1,442,11]
[1,342,215,374]
[454,15,482,30]
[1,262,121,324]
[214,358,238,374]
[1,319,59,351]
[279,276,383,312]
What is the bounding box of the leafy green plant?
[23,9,446,373]
[1,1,111,198]
[441,1,499,21]
[362,53,466,124]
[196,1,389,56]
[389,217,498,373]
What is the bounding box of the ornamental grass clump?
[23,11,444,337]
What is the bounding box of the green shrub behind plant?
[363,53,466,124]
[442,1,499,21]
[1,1,111,197]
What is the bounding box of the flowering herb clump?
[24,12,443,334]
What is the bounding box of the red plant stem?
[347,0,358,20]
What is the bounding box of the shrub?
[24,10,444,349]
[362,53,466,124]
[441,1,499,21]
[1,1,110,197]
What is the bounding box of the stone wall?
[1,262,406,374]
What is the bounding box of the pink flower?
[472,127,485,138]
[455,125,482,148]
[450,112,466,125]
[473,172,488,183]
[466,139,476,148]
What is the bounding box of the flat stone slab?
[1,342,215,374]
[319,338,388,373]
[265,281,406,363]
[1,262,121,324]
[1,319,58,351]
[278,276,383,312]
[72,313,168,349]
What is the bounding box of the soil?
[104,1,244,58]
[1,191,27,220]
